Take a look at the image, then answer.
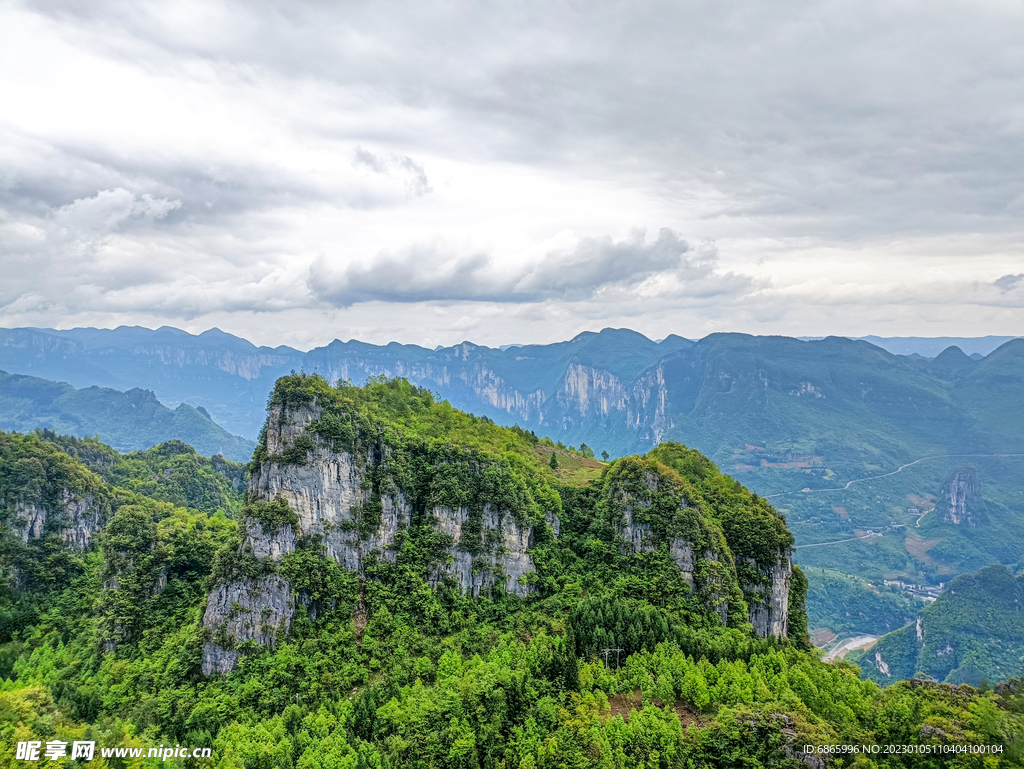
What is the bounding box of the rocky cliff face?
[741,557,792,639]
[11,489,105,549]
[613,466,792,635]
[202,575,293,675]
[940,465,982,526]
[430,504,536,598]
[202,400,549,673]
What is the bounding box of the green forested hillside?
[803,568,925,637]
[41,433,247,516]
[853,565,1024,688]
[1,376,1021,767]
[5,327,1024,639]
[0,370,254,461]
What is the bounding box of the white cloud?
[0,0,1022,347]
[52,188,180,233]
[308,229,755,307]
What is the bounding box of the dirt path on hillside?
[824,635,878,662]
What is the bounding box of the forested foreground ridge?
[1,375,1022,768]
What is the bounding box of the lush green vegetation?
[854,564,1024,688]
[1,376,1022,767]
[0,369,254,461]
[7,326,1024,640]
[803,568,924,637]
[42,433,247,516]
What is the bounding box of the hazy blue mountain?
[856,335,1021,358]
[4,324,1024,621]
[1,326,304,437]
[0,369,254,461]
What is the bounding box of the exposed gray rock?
[668,539,694,585]
[13,502,45,542]
[431,504,536,598]
[545,510,561,537]
[784,747,826,769]
[699,549,731,625]
[11,489,103,549]
[245,519,297,560]
[558,363,629,418]
[940,465,982,525]
[57,491,104,549]
[204,396,546,671]
[201,575,293,675]
[742,557,792,638]
[620,504,653,554]
[875,651,891,677]
[153,566,167,596]
[264,402,319,457]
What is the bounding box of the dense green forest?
[852,564,1024,688]
[803,568,924,638]
[1,376,1022,767]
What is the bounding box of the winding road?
[793,531,881,549]
[772,452,1024,548]
[765,452,1024,500]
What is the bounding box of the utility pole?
[600,647,623,669]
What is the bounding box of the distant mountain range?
[796,335,1020,358]
[2,326,1019,441]
[0,369,253,461]
[853,335,1021,358]
[2,324,1024,619]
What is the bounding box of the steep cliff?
[0,432,111,556]
[202,379,555,672]
[601,457,741,626]
[939,464,984,526]
[646,442,797,639]
[201,375,805,673]
[10,490,104,549]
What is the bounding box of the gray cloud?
[22,0,1024,239]
[308,228,752,306]
[353,147,431,197]
[995,274,1024,292]
[1,0,1022,346]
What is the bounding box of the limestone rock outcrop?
[202,399,548,673]
[201,575,293,675]
[11,489,105,550]
[940,465,982,526]
[741,557,792,638]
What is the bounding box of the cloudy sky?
[2,0,1023,349]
